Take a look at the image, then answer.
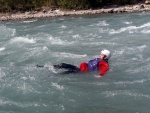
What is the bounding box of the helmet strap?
[103,55,107,59]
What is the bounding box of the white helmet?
[101,49,111,59]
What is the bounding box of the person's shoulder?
[99,61,109,65]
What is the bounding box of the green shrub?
[58,0,90,9]
[0,0,142,12]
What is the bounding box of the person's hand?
[94,75,102,78]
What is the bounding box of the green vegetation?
[0,0,144,12]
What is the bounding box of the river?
[0,12,150,113]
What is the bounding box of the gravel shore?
[0,4,150,21]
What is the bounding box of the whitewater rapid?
[0,12,150,113]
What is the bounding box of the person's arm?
[95,61,109,78]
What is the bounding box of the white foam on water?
[28,76,36,81]
[60,105,65,111]
[98,28,110,33]
[123,21,132,25]
[90,20,109,27]
[126,64,150,74]
[83,41,117,46]
[72,34,80,39]
[53,52,87,58]
[37,24,47,28]
[0,96,41,107]
[97,20,109,26]
[0,25,16,37]
[137,45,147,51]
[85,33,99,39]
[11,29,16,37]
[43,46,49,51]
[113,50,125,56]
[103,90,150,99]
[140,22,150,28]
[141,29,150,34]
[103,91,118,97]
[51,82,64,90]
[124,91,150,99]
[114,44,147,57]
[0,68,6,80]
[109,26,137,34]
[60,25,67,28]
[22,19,37,23]
[21,76,28,80]
[10,36,36,44]
[0,47,5,51]
[109,22,150,34]
[95,79,146,87]
[113,79,146,85]
[17,81,35,94]
[48,35,74,45]
[45,65,58,73]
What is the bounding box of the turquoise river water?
[0,12,150,113]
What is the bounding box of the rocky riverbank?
[0,3,150,21]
